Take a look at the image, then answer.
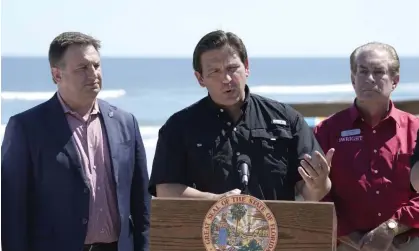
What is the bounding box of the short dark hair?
[48,31,101,68]
[192,30,248,74]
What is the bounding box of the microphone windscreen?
[237,154,251,166]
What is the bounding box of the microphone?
[237,154,251,190]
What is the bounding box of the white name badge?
[341,129,361,137]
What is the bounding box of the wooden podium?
[150,197,337,251]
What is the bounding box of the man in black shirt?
[411,129,419,192]
[148,30,335,201]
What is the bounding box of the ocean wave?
[0,124,160,148]
[251,82,419,94]
[1,89,126,101]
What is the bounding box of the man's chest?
[329,124,416,192]
[183,123,294,179]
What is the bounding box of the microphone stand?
[241,182,250,195]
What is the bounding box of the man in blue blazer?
[1,32,151,251]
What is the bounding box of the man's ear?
[392,74,400,90]
[194,71,205,88]
[51,67,62,84]
[244,59,250,77]
[351,73,355,87]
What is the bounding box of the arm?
[149,116,227,199]
[131,116,151,251]
[411,129,419,192]
[291,113,330,201]
[312,121,334,202]
[1,117,31,251]
[388,129,419,235]
[390,194,419,233]
[412,162,419,193]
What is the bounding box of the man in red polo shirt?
[314,42,419,251]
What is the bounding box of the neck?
[355,98,390,127]
[59,92,96,117]
[225,102,243,123]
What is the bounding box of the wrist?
[384,219,399,236]
[312,177,332,194]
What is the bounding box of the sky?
[1,0,419,57]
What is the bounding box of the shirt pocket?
[251,127,292,177]
[186,138,215,184]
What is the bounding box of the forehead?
[62,44,100,66]
[356,49,391,69]
[201,46,242,67]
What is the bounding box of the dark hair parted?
[48,31,101,68]
[192,30,248,74]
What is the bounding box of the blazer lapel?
[98,100,120,186]
[45,93,91,189]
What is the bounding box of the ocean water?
[2,56,419,173]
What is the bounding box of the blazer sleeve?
[1,116,31,251]
[130,114,151,251]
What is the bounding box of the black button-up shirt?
[149,85,323,200]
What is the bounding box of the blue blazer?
[1,93,151,251]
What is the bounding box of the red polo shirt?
[314,101,419,237]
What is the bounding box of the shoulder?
[314,108,351,132]
[249,93,306,127]
[159,97,207,132]
[394,108,419,129]
[9,99,51,127]
[98,99,136,123]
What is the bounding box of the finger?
[325,148,335,167]
[301,159,319,177]
[230,189,241,195]
[303,154,317,169]
[298,166,314,186]
[313,151,330,172]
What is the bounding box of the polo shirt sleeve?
[392,129,419,233]
[411,129,419,167]
[148,115,189,197]
[290,111,324,184]
[391,194,419,231]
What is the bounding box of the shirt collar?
[57,92,100,115]
[349,98,401,127]
[206,85,250,116]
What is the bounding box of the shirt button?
[233,127,237,131]
[220,109,224,112]
[374,149,377,153]
[376,190,380,194]
[100,229,105,234]
[378,213,382,217]
[82,218,88,224]
[100,208,103,212]
[227,122,231,126]
[236,152,241,156]
[97,186,101,190]
[373,170,379,174]
[373,130,376,134]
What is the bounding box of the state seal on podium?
[202,194,278,251]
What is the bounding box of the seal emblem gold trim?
[202,194,278,251]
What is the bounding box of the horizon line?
[3,55,419,59]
